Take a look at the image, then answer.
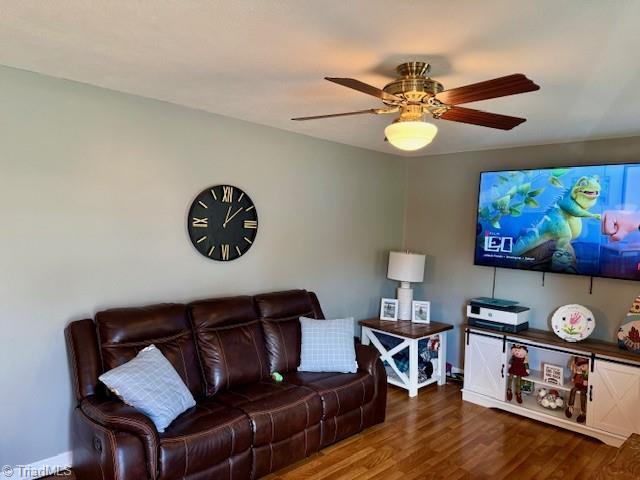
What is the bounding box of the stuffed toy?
[565,357,589,423]
[506,344,530,404]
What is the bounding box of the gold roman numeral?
[235,246,242,256]
[221,244,230,260]
[192,218,208,228]
[222,186,234,203]
[244,220,257,229]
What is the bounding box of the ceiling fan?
[292,62,540,151]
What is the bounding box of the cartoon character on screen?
[506,344,530,404]
[512,175,602,271]
[565,357,589,424]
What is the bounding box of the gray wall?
[0,66,406,465]
[405,137,640,368]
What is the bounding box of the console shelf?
[526,369,573,392]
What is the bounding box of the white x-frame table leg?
[361,326,447,397]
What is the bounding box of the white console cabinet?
[588,359,640,438]
[462,326,640,447]
[464,333,506,401]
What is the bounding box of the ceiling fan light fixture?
[384,120,438,151]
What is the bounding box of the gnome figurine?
[617,295,640,354]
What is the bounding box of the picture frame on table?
[380,298,398,321]
[411,301,431,324]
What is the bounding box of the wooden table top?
[464,323,640,364]
[593,434,640,480]
[359,318,453,339]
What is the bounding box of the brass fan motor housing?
[382,62,444,105]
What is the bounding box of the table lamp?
[387,251,426,320]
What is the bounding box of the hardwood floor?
[44,382,618,480]
[265,383,617,480]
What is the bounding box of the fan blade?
[325,77,404,103]
[291,109,379,121]
[437,74,539,105]
[439,106,526,130]
[292,107,398,121]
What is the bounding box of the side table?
[359,318,453,397]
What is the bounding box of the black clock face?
[187,185,258,261]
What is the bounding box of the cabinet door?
[464,332,506,401]
[587,360,640,437]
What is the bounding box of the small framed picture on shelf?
[543,363,564,386]
[411,301,431,324]
[380,298,398,321]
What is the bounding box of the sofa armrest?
[355,342,387,423]
[355,343,381,376]
[81,396,159,479]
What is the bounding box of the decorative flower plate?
[551,304,595,342]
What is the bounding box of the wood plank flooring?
[265,383,617,480]
[43,382,618,479]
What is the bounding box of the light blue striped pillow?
[99,344,196,432]
[298,317,358,373]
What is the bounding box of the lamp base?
[397,282,413,320]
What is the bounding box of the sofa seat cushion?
[284,371,375,419]
[215,381,322,447]
[157,400,252,480]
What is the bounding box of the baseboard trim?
[10,451,72,480]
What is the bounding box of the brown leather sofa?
[65,290,387,479]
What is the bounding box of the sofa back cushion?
[189,296,269,396]
[96,303,203,396]
[255,290,325,373]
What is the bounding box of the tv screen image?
[475,164,640,281]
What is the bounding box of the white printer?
[467,297,529,333]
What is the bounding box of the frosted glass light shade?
[387,251,426,283]
[384,121,437,151]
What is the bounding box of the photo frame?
[411,300,431,323]
[380,298,398,321]
[542,363,564,386]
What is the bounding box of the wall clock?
[187,185,258,261]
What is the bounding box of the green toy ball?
[272,372,283,382]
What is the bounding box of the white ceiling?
[1,1,640,156]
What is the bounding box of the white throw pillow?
[99,344,196,432]
[298,317,358,373]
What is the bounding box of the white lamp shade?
[387,251,425,283]
[384,121,437,152]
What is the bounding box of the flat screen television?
[475,163,640,281]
